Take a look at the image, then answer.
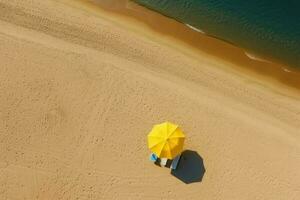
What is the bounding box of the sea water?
[133,0,300,68]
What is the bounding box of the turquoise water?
[133,0,300,68]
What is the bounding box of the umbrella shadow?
[171,150,206,184]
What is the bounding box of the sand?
[0,0,300,199]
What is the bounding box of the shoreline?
[66,0,300,96]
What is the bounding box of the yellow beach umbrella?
[148,122,185,159]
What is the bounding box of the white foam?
[245,52,293,73]
[281,67,292,73]
[244,51,272,63]
[185,24,206,34]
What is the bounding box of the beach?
[0,0,300,199]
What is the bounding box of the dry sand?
[0,0,300,199]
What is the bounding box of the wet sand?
[0,0,300,199]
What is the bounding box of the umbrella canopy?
[148,122,185,159]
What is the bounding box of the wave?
[185,24,206,34]
[244,51,272,63]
